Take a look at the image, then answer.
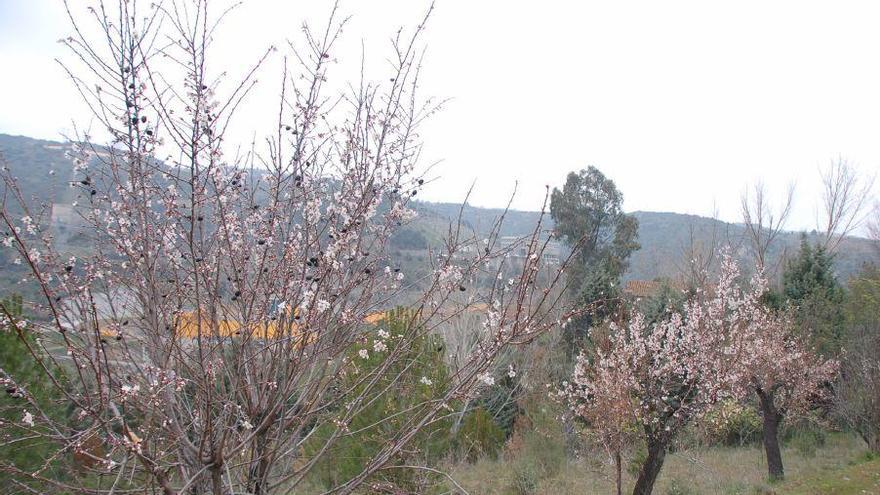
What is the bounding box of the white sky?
[1,0,879,232]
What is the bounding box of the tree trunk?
[615,449,623,495]
[632,439,667,495]
[757,389,785,482]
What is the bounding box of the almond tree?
[0,1,575,493]
[564,338,636,495]
[563,254,751,495]
[732,286,838,482]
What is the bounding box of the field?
[446,434,878,494]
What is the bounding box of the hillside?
[406,206,879,283]
[2,133,878,290]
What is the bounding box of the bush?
[665,477,698,495]
[788,425,826,459]
[456,406,506,461]
[510,462,539,495]
[0,294,70,487]
[304,308,457,491]
[701,400,762,447]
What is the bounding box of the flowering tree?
[732,286,838,482]
[564,337,636,495]
[563,254,752,495]
[0,1,575,493]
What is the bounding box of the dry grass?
[445,433,870,494]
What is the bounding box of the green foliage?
[788,427,826,459]
[550,167,639,351]
[0,294,68,486]
[780,237,846,355]
[701,400,763,447]
[838,264,880,452]
[474,368,521,439]
[637,279,687,326]
[456,407,506,461]
[550,167,640,276]
[627,441,648,478]
[510,462,539,495]
[845,263,880,327]
[304,308,456,492]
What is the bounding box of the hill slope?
[2,133,877,288]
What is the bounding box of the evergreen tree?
[550,167,639,350]
[0,295,69,487]
[781,237,846,355]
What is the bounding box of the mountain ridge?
[2,132,877,286]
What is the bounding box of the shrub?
[701,400,762,447]
[456,406,506,461]
[787,423,827,459]
[305,309,457,491]
[0,295,70,488]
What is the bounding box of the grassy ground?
[775,454,880,495]
[446,434,876,494]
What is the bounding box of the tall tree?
[836,264,880,453]
[550,167,639,347]
[740,181,795,275]
[817,157,875,253]
[781,237,846,355]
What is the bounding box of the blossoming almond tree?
[0,1,576,493]
[732,291,838,482]
[563,254,755,495]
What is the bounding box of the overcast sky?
[1,0,878,232]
